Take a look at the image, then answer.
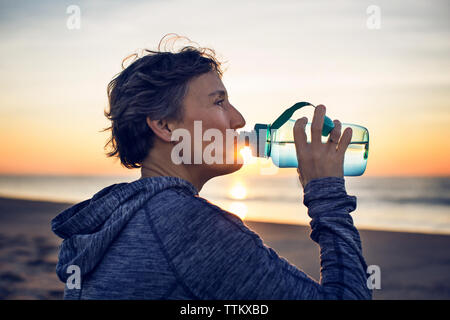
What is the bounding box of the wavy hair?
[102,34,224,169]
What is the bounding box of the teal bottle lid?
[253,123,269,157]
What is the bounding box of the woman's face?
[173,70,246,178]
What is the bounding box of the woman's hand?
[293,104,353,189]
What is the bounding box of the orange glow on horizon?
[1,100,449,177]
[228,202,248,220]
[0,1,449,179]
[228,183,247,200]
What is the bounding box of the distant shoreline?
[0,195,449,236]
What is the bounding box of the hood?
[51,176,198,283]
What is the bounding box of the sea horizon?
[0,173,449,236]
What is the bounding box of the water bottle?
[239,102,370,176]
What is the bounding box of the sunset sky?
[0,0,449,177]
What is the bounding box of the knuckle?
[294,118,306,129]
[311,122,321,131]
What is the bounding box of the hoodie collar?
[51,175,198,282]
[52,176,198,239]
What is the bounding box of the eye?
[215,99,225,107]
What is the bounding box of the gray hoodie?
[51,175,371,299]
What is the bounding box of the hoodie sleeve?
[148,177,372,300]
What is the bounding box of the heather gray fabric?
[51,175,372,300]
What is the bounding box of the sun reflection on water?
[229,184,247,200]
[228,202,248,220]
[239,146,256,165]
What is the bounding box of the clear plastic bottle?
[239,102,370,176]
[270,119,369,175]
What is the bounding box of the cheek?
[202,127,243,166]
[188,112,228,138]
[202,110,228,129]
[182,106,228,131]
[172,109,242,164]
[202,112,230,140]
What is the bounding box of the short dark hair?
[103,34,223,169]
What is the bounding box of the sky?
[0,0,449,177]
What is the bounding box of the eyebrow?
[208,90,227,97]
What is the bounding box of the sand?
[0,196,449,300]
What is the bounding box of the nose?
[230,104,246,130]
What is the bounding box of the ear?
[146,116,174,143]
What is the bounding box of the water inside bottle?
[270,119,369,176]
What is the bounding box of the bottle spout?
[238,125,269,158]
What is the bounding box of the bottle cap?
[241,102,336,159]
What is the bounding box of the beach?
[0,196,449,300]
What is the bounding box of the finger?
[293,117,308,152]
[337,127,353,156]
[327,120,341,149]
[311,105,326,146]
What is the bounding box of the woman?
[51,35,371,300]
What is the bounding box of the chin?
[209,162,244,178]
[204,150,244,178]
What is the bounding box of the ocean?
[0,173,449,235]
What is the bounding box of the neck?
[140,144,207,193]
